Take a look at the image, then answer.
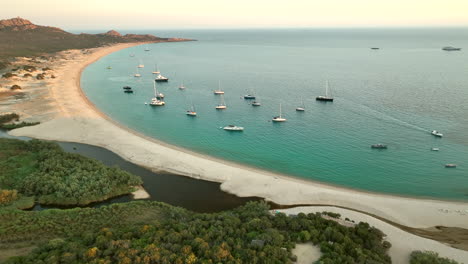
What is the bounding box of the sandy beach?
[4,42,468,262]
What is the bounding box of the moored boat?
[252,101,261,106]
[215,94,227,109]
[155,74,169,82]
[223,125,244,131]
[272,103,286,122]
[371,144,387,149]
[442,46,461,51]
[445,164,457,168]
[316,80,334,102]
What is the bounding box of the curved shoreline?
[9,43,468,225]
[8,42,468,262]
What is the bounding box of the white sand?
[6,43,468,260]
[132,186,150,199]
[278,206,468,264]
[292,242,322,264]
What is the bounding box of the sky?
[2,0,468,30]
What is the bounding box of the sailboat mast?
[325,80,329,97]
[279,103,282,118]
[153,81,157,97]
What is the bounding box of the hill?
[0,17,181,67]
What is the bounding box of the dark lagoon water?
[81,28,468,201]
[0,130,261,212]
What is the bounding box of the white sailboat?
[272,103,286,122]
[186,99,197,116]
[214,80,224,95]
[134,67,141,77]
[144,45,150,51]
[137,59,144,68]
[215,94,227,109]
[296,97,305,111]
[179,81,186,90]
[149,82,165,106]
[152,64,160,74]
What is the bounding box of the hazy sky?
[2,0,468,29]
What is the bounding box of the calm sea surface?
[81,28,468,200]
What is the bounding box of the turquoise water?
[82,28,468,200]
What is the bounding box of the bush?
[0,189,18,205]
[2,72,17,78]
[23,65,36,72]
[410,251,459,264]
[10,85,21,90]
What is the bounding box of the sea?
[81,28,468,201]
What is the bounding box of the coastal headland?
[2,38,468,263]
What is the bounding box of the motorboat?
[442,46,461,51]
[371,144,387,149]
[445,164,457,168]
[223,125,244,131]
[252,101,261,106]
[431,130,443,137]
[155,74,169,82]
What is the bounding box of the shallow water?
[81,28,468,200]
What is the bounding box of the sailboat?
[179,81,186,90]
[152,64,160,74]
[149,82,165,106]
[296,97,305,111]
[144,45,150,51]
[214,80,224,95]
[272,103,286,122]
[134,67,141,77]
[137,59,144,68]
[215,94,227,109]
[186,99,197,116]
[316,80,334,102]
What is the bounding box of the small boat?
[223,125,244,131]
[370,47,380,50]
[442,46,461,51]
[130,54,135,57]
[152,64,160,74]
[252,101,261,106]
[107,66,112,69]
[272,103,286,122]
[123,86,132,90]
[243,94,256,99]
[149,82,165,106]
[186,100,197,116]
[155,74,169,82]
[134,67,141,77]
[179,81,186,90]
[316,80,334,102]
[144,45,150,51]
[137,59,144,68]
[445,164,457,168]
[214,80,224,94]
[215,94,227,109]
[371,144,387,149]
[431,130,443,137]
[296,97,305,111]
[124,89,134,94]
[431,147,440,151]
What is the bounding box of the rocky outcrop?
[0,17,38,30]
[103,30,122,37]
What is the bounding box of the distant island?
[0,17,192,69]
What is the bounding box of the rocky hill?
[0,17,182,67]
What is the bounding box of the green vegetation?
[0,18,166,60]
[2,72,16,78]
[0,138,142,206]
[1,201,392,263]
[0,113,39,130]
[410,251,460,264]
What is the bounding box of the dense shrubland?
[0,138,142,206]
[2,201,392,264]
